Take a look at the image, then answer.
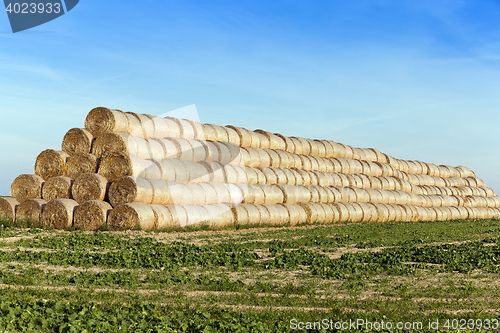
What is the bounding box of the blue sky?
[1,0,499,195]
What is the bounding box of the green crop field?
[1,219,500,332]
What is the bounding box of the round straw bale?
[84,107,128,137]
[304,138,319,157]
[275,134,296,154]
[35,149,70,180]
[280,203,305,225]
[0,198,18,221]
[254,130,285,150]
[270,168,286,184]
[150,117,169,139]
[150,205,176,230]
[126,113,152,138]
[98,152,161,181]
[307,186,320,203]
[155,138,181,159]
[108,176,153,207]
[74,200,112,231]
[266,149,281,168]
[248,185,265,205]
[92,132,137,159]
[267,204,289,226]
[254,204,271,225]
[232,204,250,227]
[262,185,284,204]
[220,142,242,166]
[11,174,44,203]
[299,203,318,223]
[226,126,252,147]
[42,176,73,201]
[72,173,108,204]
[456,165,475,178]
[65,153,98,180]
[221,126,240,146]
[254,131,270,149]
[169,118,195,140]
[186,184,207,206]
[42,199,78,229]
[62,128,94,156]
[197,161,223,183]
[241,204,261,226]
[15,199,46,225]
[289,137,304,155]
[203,204,235,229]
[108,202,156,230]
[203,124,219,141]
[257,167,277,185]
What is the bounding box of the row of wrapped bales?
[3,106,498,231]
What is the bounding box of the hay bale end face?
[41,199,78,229]
[72,173,108,204]
[65,153,99,180]
[34,149,70,180]
[15,199,47,226]
[42,177,73,201]
[61,128,94,155]
[108,202,156,230]
[74,200,112,231]
[0,198,18,221]
[11,174,44,203]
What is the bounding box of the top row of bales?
[74,107,476,178]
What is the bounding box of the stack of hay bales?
[2,106,500,231]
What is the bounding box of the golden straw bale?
[279,203,306,225]
[150,205,176,230]
[84,107,129,137]
[108,202,156,230]
[258,167,278,185]
[266,149,282,168]
[74,200,112,231]
[221,142,243,166]
[11,174,44,203]
[255,204,271,225]
[299,203,319,223]
[62,128,94,156]
[15,199,46,225]
[223,126,241,146]
[254,130,285,150]
[231,204,249,227]
[289,137,304,155]
[92,132,137,159]
[241,204,261,226]
[0,198,18,221]
[108,176,154,207]
[265,204,289,226]
[42,177,73,201]
[98,152,161,181]
[65,153,99,180]
[72,173,109,204]
[307,185,320,203]
[41,199,78,229]
[35,149,70,180]
[169,118,196,140]
[226,126,252,147]
[271,168,287,184]
[202,124,219,141]
[305,138,319,157]
[274,134,295,154]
